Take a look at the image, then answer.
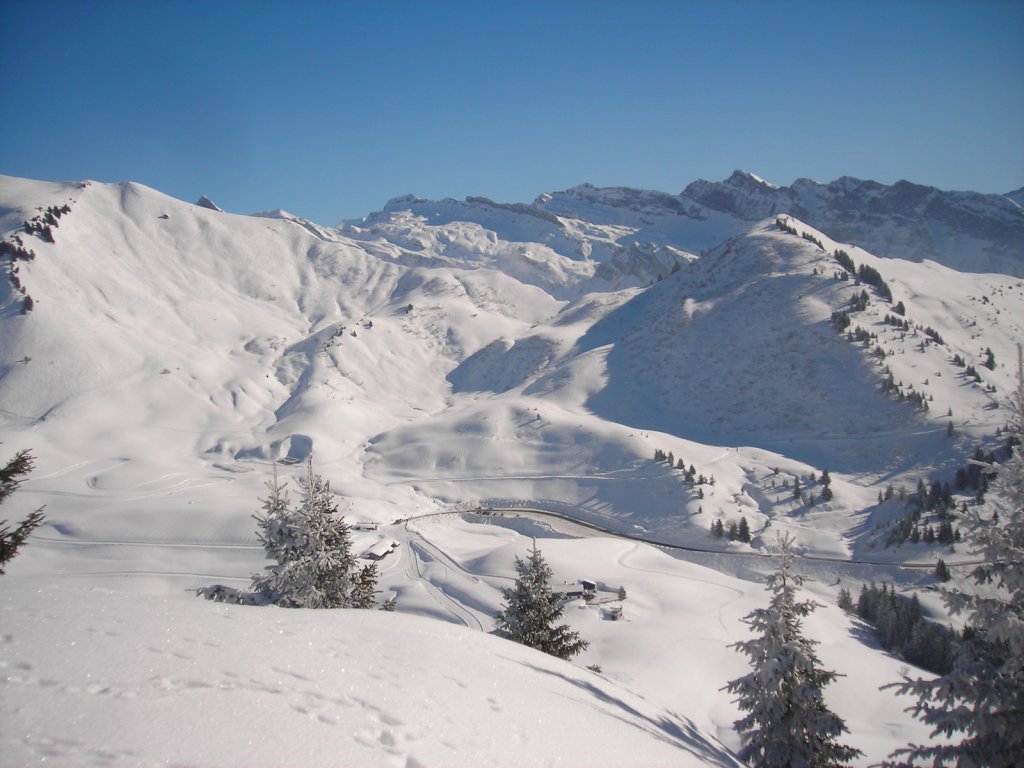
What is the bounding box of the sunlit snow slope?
[1,172,1021,766]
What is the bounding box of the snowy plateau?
[1,170,1022,767]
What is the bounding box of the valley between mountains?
[1,171,1021,766]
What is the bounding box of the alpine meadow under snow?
[1,170,1023,766]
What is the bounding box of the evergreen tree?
[837,587,854,612]
[494,541,588,660]
[1,450,46,574]
[820,469,833,502]
[724,534,861,768]
[885,345,1024,767]
[350,561,380,609]
[934,558,951,582]
[738,516,751,543]
[250,458,362,609]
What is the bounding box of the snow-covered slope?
[1,576,745,768]
[344,192,696,299]
[2,171,1021,765]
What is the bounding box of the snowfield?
[1,172,1021,765]
[2,579,743,768]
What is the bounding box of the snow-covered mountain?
[1,170,1021,766]
[537,171,1024,277]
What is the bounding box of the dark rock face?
[196,195,223,212]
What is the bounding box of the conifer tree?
[885,346,1024,766]
[350,561,380,609]
[250,458,362,608]
[494,541,588,660]
[738,516,751,543]
[1,449,46,574]
[724,534,861,768]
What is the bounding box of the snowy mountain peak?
[195,194,223,212]
[724,169,779,189]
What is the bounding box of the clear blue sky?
[2,0,1021,224]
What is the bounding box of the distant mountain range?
[399,171,1023,277]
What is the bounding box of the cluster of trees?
[0,237,35,262]
[774,216,825,251]
[22,204,71,244]
[849,288,871,312]
[2,235,38,314]
[885,477,963,548]
[856,263,893,302]
[848,325,875,346]
[952,353,987,384]
[1,450,46,574]
[883,312,910,331]
[494,542,588,660]
[801,231,824,250]
[775,217,799,237]
[879,372,931,410]
[729,348,1024,766]
[830,308,851,332]
[832,247,895,303]
[983,347,997,370]
[198,458,387,610]
[955,445,997,502]
[922,325,945,345]
[834,248,856,275]
[652,449,713,487]
[710,516,751,542]
[882,346,1024,766]
[839,583,957,674]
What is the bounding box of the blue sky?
[1,0,1021,224]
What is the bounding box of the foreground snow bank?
[0,581,741,767]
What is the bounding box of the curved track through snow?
[405,539,485,631]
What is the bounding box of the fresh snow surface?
[1,173,1020,766]
[1,575,744,768]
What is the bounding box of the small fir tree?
[494,541,588,660]
[738,516,751,543]
[724,534,861,768]
[250,458,364,609]
[350,561,380,609]
[837,587,854,612]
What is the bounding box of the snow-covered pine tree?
[350,561,379,609]
[494,541,588,660]
[1,449,46,575]
[724,533,861,768]
[250,458,361,609]
[884,345,1024,767]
